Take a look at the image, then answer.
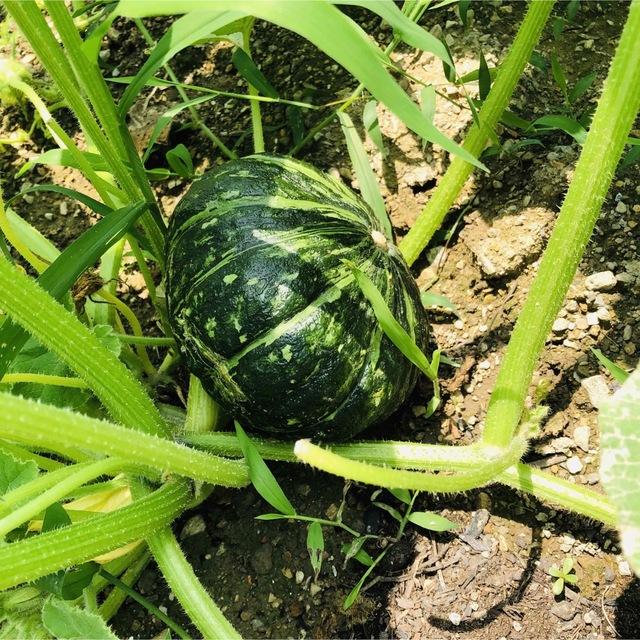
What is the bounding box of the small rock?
[180,514,206,539]
[250,543,274,574]
[616,201,627,213]
[585,271,617,292]
[552,318,570,334]
[396,597,415,610]
[573,426,590,452]
[551,601,577,621]
[448,612,462,626]
[295,570,305,584]
[584,610,602,626]
[604,565,616,582]
[586,312,599,326]
[580,375,611,408]
[596,307,611,322]
[565,456,583,474]
[623,325,633,341]
[618,559,633,577]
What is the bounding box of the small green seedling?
[549,556,578,596]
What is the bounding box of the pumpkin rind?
[166,154,428,440]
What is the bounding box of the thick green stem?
[498,464,616,527]
[0,479,191,590]
[0,252,169,438]
[293,435,527,492]
[0,392,250,487]
[482,0,640,447]
[187,433,616,525]
[146,526,241,639]
[400,0,555,265]
[185,374,225,433]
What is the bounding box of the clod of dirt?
[459,207,553,278]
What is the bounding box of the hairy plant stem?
[0,253,169,438]
[399,0,556,265]
[0,392,250,487]
[185,433,617,526]
[130,482,241,640]
[0,478,191,590]
[482,0,640,447]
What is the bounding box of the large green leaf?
[115,1,483,168]
[42,597,118,640]
[600,364,640,577]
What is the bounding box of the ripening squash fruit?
[166,154,428,440]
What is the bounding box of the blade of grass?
[338,111,391,237]
[235,422,295,516]
[115,1,483,168]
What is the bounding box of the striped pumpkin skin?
[166,154,428,440]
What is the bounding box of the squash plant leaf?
[0,451,38,496]
[42,596,118,639]
[235,421,296,517]
[35,504,100,600]
[600,364,640,578]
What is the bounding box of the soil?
[2,2,640,639]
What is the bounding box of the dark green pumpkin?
[166,154,428,440]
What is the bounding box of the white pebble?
[552,318,569,334]
[618,560,633,577]
[585,270,617,291]
[573,426,590,452]
[448,612,461,626]
[580,375,611,408]
[565,456,583,474]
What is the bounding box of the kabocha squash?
[166,154,429,440]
